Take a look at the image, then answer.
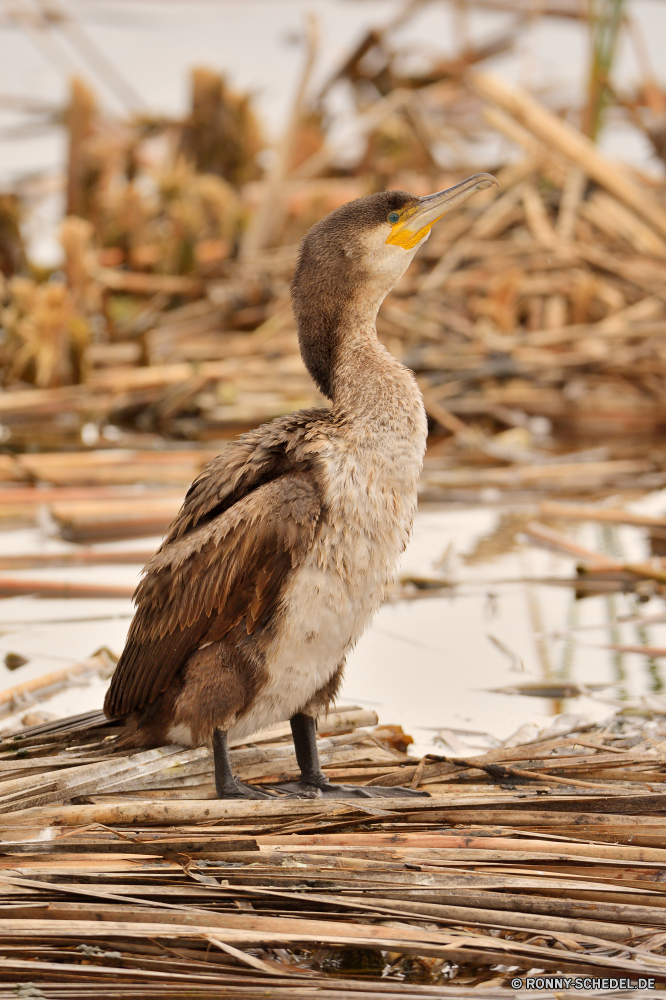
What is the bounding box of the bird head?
[292,173,498,399]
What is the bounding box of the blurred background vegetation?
[1,0,666,501]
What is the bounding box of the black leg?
[290,712,328,784]
[281,712,429,799]
[212,728,272,799]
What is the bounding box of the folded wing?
[104,471,321,718]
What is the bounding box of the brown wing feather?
[165,407,328,543]
[104,471,321,718]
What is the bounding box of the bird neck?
[330,314,399,415]
[296,288,426,443]
[296,274,407,403]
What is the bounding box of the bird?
[103,172,498,799]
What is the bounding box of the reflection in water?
[340,497,666,755]
[599,523,627,700]
[599,521,665,695]
[557,591,578,698]
[641,627,665,693]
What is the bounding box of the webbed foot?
[286,714,430,799]
[273,777,429,799]
[221,777,275,800]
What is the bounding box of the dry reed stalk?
[0,550,154,570]
[468,69,666,237]
[556,165,587,241]
[0,656,110,720]
[539,501,666,528]
[0,579,135,599]
[580,191,666,257]
[49,495,183,543]
[422,459,653,489]
[93,268,204,297]
[525,521,666,584]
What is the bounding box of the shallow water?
[1,490,665,755]
[348,499,666,753]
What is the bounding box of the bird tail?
[3,709,122,749]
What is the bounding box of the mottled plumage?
[104,174,496,797]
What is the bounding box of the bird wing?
[164,407,328,543]
[104,471,322,718]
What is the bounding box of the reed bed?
[0,703,662,992]
[1,3,666,993]
[0,5,666,550]
[1,4,666,477]
[3,447,666,543]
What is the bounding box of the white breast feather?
[229,397,427,742]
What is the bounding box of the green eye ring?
[387,212,400,224]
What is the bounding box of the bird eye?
[387,212,400,224]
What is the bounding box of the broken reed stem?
[468,68,666,237]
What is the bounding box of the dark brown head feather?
[291,190,416,399]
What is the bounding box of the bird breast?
[306,369,428,642]
[228,419,425,743]
[225,361,427,744]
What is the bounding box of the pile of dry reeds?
[1,1,666,467]
[0,703,664,993]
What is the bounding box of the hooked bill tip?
[467,172,499,191]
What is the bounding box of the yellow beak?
[386,172,498,250]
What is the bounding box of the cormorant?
[104,172,498,799]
